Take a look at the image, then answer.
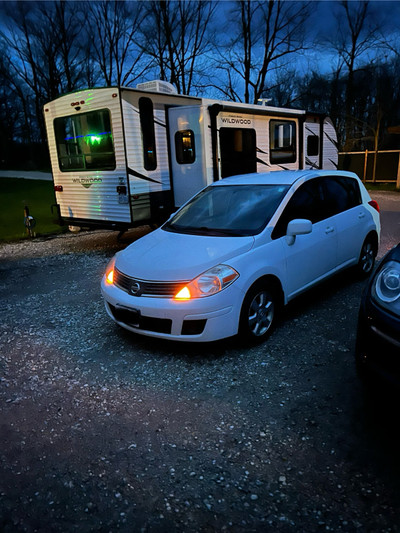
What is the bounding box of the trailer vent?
[136,80,178,95]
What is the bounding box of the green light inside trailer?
[84,132,111,145]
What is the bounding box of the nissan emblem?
[130,282,141,295]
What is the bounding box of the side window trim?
[269,119,297,164]
[54,108,116,172]
[175,129,196,164]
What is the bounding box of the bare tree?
[214,0,311,104]
[329,1,381,149]
[0,51,24,149]
[87,1,147,87]
[141,0,216,95]
[0,1,90,144]
[48,0,86,93]
[1,2,52,142]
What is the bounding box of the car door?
[322,176,367,268]
[271,178,338,299]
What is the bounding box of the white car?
[101,170,380,343]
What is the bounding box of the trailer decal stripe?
[324,131,338,147]
[305,125,317,135]
[128,167,162,184]
[256,147,268,155]
[305,157,319,169]
[256,157,269,167]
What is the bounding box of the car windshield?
[163,184,290,236]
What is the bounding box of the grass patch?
[0,178,65,242]
[365,182,400,193]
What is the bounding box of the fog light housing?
[181,319,207,335]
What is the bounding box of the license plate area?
[109,304,172,334]
[114,306,141,327]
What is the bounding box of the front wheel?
[357,236,376,277]
[239,283,278,344]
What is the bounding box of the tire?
[239,282,278,343]
[357,236,376,277]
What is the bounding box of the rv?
[43,81,338,231]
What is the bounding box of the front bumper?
[356,294,400,385]
[101,276,242,342]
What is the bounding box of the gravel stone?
[1,217,400,532]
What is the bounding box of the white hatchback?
[101,170,380,343]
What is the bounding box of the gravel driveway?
[1,194,400,532]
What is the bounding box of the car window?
[323,176,361,217]
[272,178,325,239]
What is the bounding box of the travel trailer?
[43,82,338,231]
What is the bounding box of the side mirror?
[286,219,312,246]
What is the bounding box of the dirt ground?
[1,193,400,532]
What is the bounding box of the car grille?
[114,268,188,298]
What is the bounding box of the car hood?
[115,228,255,281]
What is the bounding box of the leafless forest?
[1,0,400,169]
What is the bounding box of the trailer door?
[219,127,257,178]
[168,106,207,207]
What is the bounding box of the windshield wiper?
[163,225,244,236]
[198,227,244,236]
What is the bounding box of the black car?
[356,243,400,385]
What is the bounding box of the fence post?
[397,151,400,190]
[363,150,368,182]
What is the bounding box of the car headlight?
[372,260,400,315]
[174,265,239,300]
[104,255,117,284]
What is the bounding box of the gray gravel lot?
[1,194,400,532]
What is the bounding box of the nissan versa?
[101,170,380,343]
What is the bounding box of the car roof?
[212,170,359,187]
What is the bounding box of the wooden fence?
[338,150,400,188]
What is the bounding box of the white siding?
[121,90,202,196]
[304,119,320,169]
[44,88,131,223]
[216,112,300,174]
[323,118,338,170]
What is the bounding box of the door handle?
[358,212,365,219]
[325,226,335,234]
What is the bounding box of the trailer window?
[175,130,195,164]
[139,97,157,171]
[270,120,296,164]
[54,109,115,171]
[307,135,319,156]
